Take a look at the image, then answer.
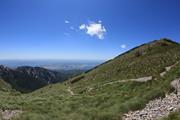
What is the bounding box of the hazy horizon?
[0,59,104,70]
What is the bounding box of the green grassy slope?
[8,60,179,120]
[0,78,12,92]
[70,39,180,92]
[162,111,180,120]
[0,39,180,120]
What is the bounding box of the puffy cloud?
[120,44,126,49]
[86,23,106,39]
[79,21,106,39]
[65,20,70,24]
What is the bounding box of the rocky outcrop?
[123,93,180,120]
[123,78,180,120]
[16,66,60,84]
[171,78,180,95]
[0,109,22,120]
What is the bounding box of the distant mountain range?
[0,66,69,92]
[0,60,102,92]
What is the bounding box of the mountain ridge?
[0,65,66,92]
[84,38,179,75]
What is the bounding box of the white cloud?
[79,24,86,30]
[86,23,106,39]
[120,44,126,49]
[79,21,106,39]
[98,20,102,23]
[65,20,70,24]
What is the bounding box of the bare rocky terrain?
[123,78,180,120]
[0,109,22,120]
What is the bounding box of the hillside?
[0,38,180,120]
[70,39,180,92]
[0,78,12,92]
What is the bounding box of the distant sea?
[0,60,104,70]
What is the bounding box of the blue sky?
[0,0,180,60]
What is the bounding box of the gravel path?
[101,76,153,87]
[87,76,153,92]
[160,62,179,77]
[67,87,75,96]
[122,78,180,120]
[123,93,180,120]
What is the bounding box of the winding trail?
[88,76,153,92]
[67,62,180,120]
[160,61,179,77]
[89,61,179,91]
[101,76,153,87]
[67,87,75,96]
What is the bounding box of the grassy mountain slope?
[8,60,179,120]
[0,39,180,120]
[70,39,180,92]
[0,78,12,92]
[163,111,180,120]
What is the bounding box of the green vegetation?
[0,62,178,120]
[0,39,180,120]
[71,39,180,92]
[162,111,180,120]
[0,78,11,92]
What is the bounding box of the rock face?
[0,109,22,120]
[171,78,180,95]
[123,78,180,120]
[123,93,180,120]
[16,66,60,83]
[0,65,65,92]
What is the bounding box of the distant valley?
[0,60,102,92]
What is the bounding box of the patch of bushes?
[70,75,85,84]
